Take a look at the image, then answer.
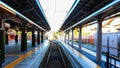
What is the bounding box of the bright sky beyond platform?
[39,0,75,31]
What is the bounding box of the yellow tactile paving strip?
[4,45,41,68]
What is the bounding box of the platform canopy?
[1,0,51,31]
[59,0,120,31]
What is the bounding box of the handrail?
[106,53,120,68]
[102,46,120,50]
[109,54,120,61]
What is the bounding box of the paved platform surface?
[64,40,120,68]
[58,40,101,68]
[2,40,48,68]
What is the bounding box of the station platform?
[62,40,120,68]
[57,40,101,68]
[2,40,118,68]
[2,40,50,68]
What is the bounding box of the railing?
[106,53,120,68]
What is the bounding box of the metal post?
[106,31,110,68]
[72,28,74,46]
[79,26,82,50]
[96,16,102,62]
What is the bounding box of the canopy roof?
[60,0,120,31]
[2,0,51,31]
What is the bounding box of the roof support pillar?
[5,28,9,45]
[32,27,36,47]
[41,30,44,43]
[71,28,74,46]
[21,24,27,51]
[37,30,40,44]
[78,26,82,51]
[96,15,103,62]
[15,30,18,44]
[0,12,5,66]
[68,30,70,45]
[43,32,46,40]
[64,32,67,43]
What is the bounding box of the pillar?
[64,32,66,43]
[79,26,82,50]
[68,30,70,45]
[15,30,18,43]
[37,30,40,44]
[0,13,5,65]
[41,30,43,43]
[43,32,45,40]
[71,28,74,46]
[21,25,27,51]
[32,28,35,47]
[96,15,103,62]
[5,28,8,44]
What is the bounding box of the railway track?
[39,41,72,68]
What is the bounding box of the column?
[40,32,41,43]
[15,30,18,43]
[43,32,45,40]
[32,27,35,47]
[79,26,82,50]
[37,30,40,44]
[41,30,43,43]
[21,24,27,51]
[71,28,74,46]
[68,30,70,45]
[0,13,5,65]
[96,15,103,62]
[5,28,9,44]
[64,32,66,43]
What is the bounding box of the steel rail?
[44,44,52,68]
[56,43,67,68]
